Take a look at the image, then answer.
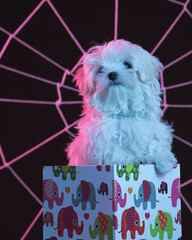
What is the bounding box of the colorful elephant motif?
[168,178,180,207]
[158,181,168,194]
[117,164,140,181]
[96,165,111,172]
[52,166,78,180]
[72,180,99,210]
[43,211,54,226]
[98,182,108,195]
[120,206,145,239]
[150,210,176,240]
[89,212,117,240]
[43,179,64,209]
[175,210,182,224]
[134,180,158,210]
[45,237,58,240]
[56,206,84,238]
[109,180,127,212]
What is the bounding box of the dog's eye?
[98,67,103,73]
[124,61,132,69]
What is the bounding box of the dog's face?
[74,40,163,116]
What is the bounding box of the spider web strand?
[0,120,79,171]
[185,8,192,18]
[0,145,42,209]
[181,178,192,188]
[0,64,57,86]
[151,6,185,55]
[46,0,85,54]
[164,50,192,69]
[70,55,84,74]
[167,104,192,108]
[0,0,46,59]
[173,134,192,147]
[165,80,192,90]
[0,35,13,59]
[0,64,78,92]
[0,27,68,72]
[114,0,119,41]
[56,104,68,127]
[8,166,43,206]
[167,0,185,6]
[20,207,43,240]
[180,193,192,214]
[13,0,46,36]
[61,101,83,105]
[0,98,55,105]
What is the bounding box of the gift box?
[43,164,182,240]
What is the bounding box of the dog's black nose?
[108,72,118,81]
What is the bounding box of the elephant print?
[175,210,182,225]
[46,237,58,240]
[168,178,181,207]
[56,206,84,238]
[150,210,176,240]
[89,212,117,240]
[52,166,78,180]
[120,206,145,239]
[134,180,158,210]
[43,211,54,226]
[72,180,99,210]
[96,165,111,172]
[43,179,64,209]
[117,164,140,181]
[109,180,127,212]
[158,181,168,194]
[98,182,108,195]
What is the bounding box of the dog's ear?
[73,66,95,96]
[135,47,163,86]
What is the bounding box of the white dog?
[67,39,177,173]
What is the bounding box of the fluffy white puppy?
[67,39,177,173]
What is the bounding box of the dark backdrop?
[0,0,191,239]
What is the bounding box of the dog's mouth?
[109,82,121,86]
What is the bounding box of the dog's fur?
[67,40,177,173]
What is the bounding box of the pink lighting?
[0,0,191,238]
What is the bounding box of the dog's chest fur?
[76,111,158,165]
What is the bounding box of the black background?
[0,0,191,239]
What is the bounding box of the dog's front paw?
[155,156,177,174]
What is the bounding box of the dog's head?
[74,40,163,117]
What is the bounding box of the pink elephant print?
[168,178,180,207]
[134,180,159,210]
[56,206,84,238]
[175,210,182,224]
[109,180,127,212]
[120,206,145,239]
[43,211,54,226]
[72,180,99,210]
[43,179,64,209]
[96,165,111,172]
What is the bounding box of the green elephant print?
[72,180,99,210]
[150,210,176,240]
[89,212,117,240]
[117,164,140,181]
[52,166,78,180]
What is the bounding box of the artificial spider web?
[0,0,191,239]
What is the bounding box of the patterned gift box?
[43,164,182,240]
